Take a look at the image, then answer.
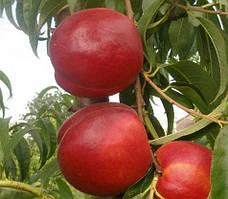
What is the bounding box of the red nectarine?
[155,141,212,199]
[49,8,143,98]
[57,102,152,196]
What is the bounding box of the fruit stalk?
[0,180,54,199]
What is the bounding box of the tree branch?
[143,73,228,125]
[169,1,228,15]
[124,0,134,20]
[0,180,54,199]
[124,0,144,123]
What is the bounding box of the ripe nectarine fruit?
[49,8,143,98]
[57,102,152,196]
[155,141,212,199]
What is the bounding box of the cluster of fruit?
[49,8,212,199]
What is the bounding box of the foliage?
[1,0,228,198]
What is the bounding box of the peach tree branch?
[143,72,228,125]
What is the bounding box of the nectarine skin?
[57,103,152,196]
[49,8,143,98]
[155,141,212,199]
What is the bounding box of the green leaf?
[40,118,57,159]
[165,89,194,109]
[105,0,125,14]
[171,82,210,114]
[150,98,227,145]
[166,60,218,104]
[138,0,166,64]
[206,124,220,149]
[40,158,59,187]
[67,0,78,14]
[196,17,228,103]
[123,168,154,199]
[210,125,228,199]
[180,123,219,144]
[119,84,136,107]
[82,0,105,8]
[168,18,195,59]
[5,157,17,180]
[161,99,174,134]
[38,0,67,31]
[130,0,143,16]
[16,1,27,33]
[0,0,3,17]
[30,129,46,166]
[56,178,74,199]
[14,138,30,181]
[155,22,172,63]
[197,27,220,86]
[37,86,58,99]
[0,88,5,117]
[23,0,33,28]
[9,126,36,160]
[0,118,10,165]
[25,0,41,56]
[3,0,19,29]
[0,70,12,97]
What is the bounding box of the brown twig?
[143,73,228,125]
[124,0,144,122]
[151,149,162,174]
[124,0,134,20]
[135,76,145,123]
[169,1,228,15]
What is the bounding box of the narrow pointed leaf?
[196,17,228,102]
[168,18,195,59]
[123,168,154,199]
[38,0,67,31]
[16,1,27,33]
[40,158,59,187]
[5,157,17,180]
[171,82,210,114]
[3,0,19,29]
[40,118,57,159]
[165,89,194,109]
[165,61,218,104]
[0,70,12,97]
[14,138,30,181]
[29,128,49,169]
[0,118,10,165]
[210,125,228,199]
[38,86,58,99]
[138,0,166,64]
[56,178,74,199]
[67,0,78,14]
[197,28,220,86]
[161,99,174,134]
[105,0,125,13]
[0,88,5,117]
[0,0,3,17]
[9,126,36,158]
[150,99,227,145]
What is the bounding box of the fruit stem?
[149,173,165,199]
[0,180,54,199]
